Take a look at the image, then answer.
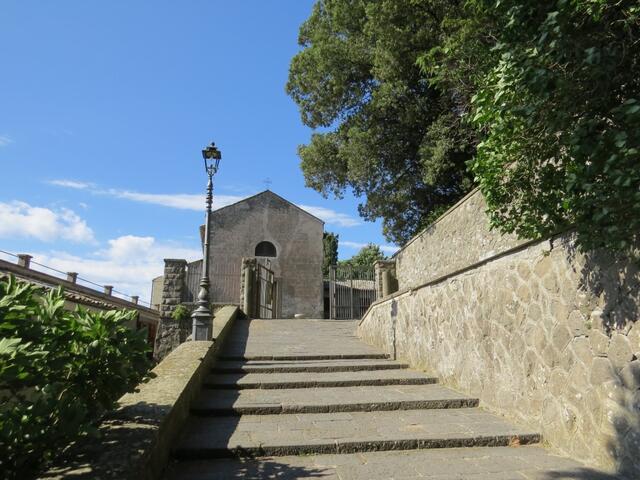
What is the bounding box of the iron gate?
[327,265,376,319]
[256,260,278,319]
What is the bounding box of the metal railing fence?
[327,264,376,319]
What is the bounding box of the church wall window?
[255,241,277,257]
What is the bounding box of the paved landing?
[167,446,610,480]
[219,319,382,358]
[166,319,604,479]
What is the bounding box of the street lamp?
[191,142,222,340]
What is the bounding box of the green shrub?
[171,304,191,322]
[0,275,152,479]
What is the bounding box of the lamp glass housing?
[202,143,222,175]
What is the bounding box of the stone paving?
[205,369,437,389]
[165,319,610,479]
[212,358,410,374]
[191,384,479,415]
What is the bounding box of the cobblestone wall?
[358,194,640,476]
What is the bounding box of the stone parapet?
[359,200,640,477]
[374,260,398,299]
[394,189,524,290]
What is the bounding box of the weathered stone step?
[190,384,478,415]
[212,359,409,374]
[218,353,389,361]
[166,446,591,480]
[204,369,437,390]
[173,408,540,459]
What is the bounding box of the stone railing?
[358,189,640,478]
[41,305,240,480]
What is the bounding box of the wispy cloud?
[0,201,95,244]
[299,205,362,227]
[49,179,363,228]
[0,134,14,147]
[341,240,399,255]
[47,179,93,189]
[107,189,244,211]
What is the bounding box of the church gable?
[212,190,324,225]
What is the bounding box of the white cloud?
[0,134,13,147]
[33,235,202,302]
[0,201,95,243]
[47,179,92,189]
[341,240,399,255]
[108,190,244,211]
[297,205,361,227]
[49,179,363,227]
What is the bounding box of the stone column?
[17,254,32,268]
[240,258,257,318]
[374,260,399,298]
[154,259,188,361]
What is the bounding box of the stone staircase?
[164,319,595,479]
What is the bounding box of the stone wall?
[358,190,640,477]
[154,259,189,361]
[395,188,524,289]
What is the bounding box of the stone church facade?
[207,190,324,319]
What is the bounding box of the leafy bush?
[0,276,152,479]
[171,304,192,322]
[448,0,640,254]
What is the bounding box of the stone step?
[212,359,409,374]
[204,369,438,390]
[166,446,591,480]
[190,384,478,415]
[218,353,389,361]
[173,408,540,459]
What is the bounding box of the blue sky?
[0,1,397,303]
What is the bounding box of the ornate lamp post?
[191,142,222,340]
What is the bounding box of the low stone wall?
[41,305,240,480]
[359,196,640,477]
[395,189,524,290]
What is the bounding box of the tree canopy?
[322,232,339,276]
[339,243,386,269]
[290,0,640,256]
[287,0,475,245]
[453,0,640,254]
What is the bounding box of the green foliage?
[443,0,640,254]
[340,243,386,269]
[287,0,476,245]
[292,0,640,257]
[0,276,152,479]
[171,304,191,322]
[322,232,340,277]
